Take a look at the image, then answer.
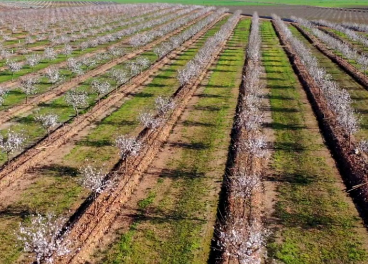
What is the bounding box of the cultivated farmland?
[1,1,368,264]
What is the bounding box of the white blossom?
[64,90,88,116]
[0,129,25,161]
[34,113,59,135]
[115,135,143,160]
[17,213,70,264]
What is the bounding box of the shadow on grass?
[159,168,205,180]
[77,139,111,147]
[266,171,315,186]
[98,119,136,127]
[267,122,306,131]
[168,141,209,150]
[272,107,299,113]
[37,164,79,177]
[193,105,222,112]
[196,93,226,98]
[15,115,35,124]
[38,102,69,109]
[0,207,33,218]
[132,92,154,98]
[182,120,216,128]
[273,142,307,152]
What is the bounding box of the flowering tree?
[67,58,84,77]
[80,164,107,196]
[6,59,22,80]
[17,213,70,264]
[34,113,59,136]
[0,129,26,162]
[64,90,89,116]
[45,67,61,84]
[358,56,368,76]
[115,135,142,160]
[138,112,163,130]
[91,79,111,103]
[136,57,150,73]
[20,76,38,104]
[110,69,129,91]
[26,54,42,68]
[79,164,109,215]
[62,44,73,57]
[115,135,143,171]
[0,87,8,106]
[43,47,57,60]
[155,96,175,116]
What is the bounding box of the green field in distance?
[104,0,368,7]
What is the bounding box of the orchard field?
[1,1,368,264]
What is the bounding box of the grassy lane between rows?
[262,21,368,264]
[288,25,368,142]
[0,17,229,264]
[95,18,250,264]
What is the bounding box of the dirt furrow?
[293,23,368,89]
[55,15,238,264]
[0,11,211,127]
[273,20,368,221]
[0,13,225,198]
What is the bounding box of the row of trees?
[154,8,228,59]
[293,17,368,75]
[1,5,184,72]
[0,4,167,41]
[15,89,177,263]
[177,10,241,86]
[80,5,188,50]
[312,19,368,47]
[129,6,210,48]
[13,9,242,262]
[0,52,155,160]
[0,4,151,55]
[217,12,267,264]
[340,21,368,33]
[274,15,359,143]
